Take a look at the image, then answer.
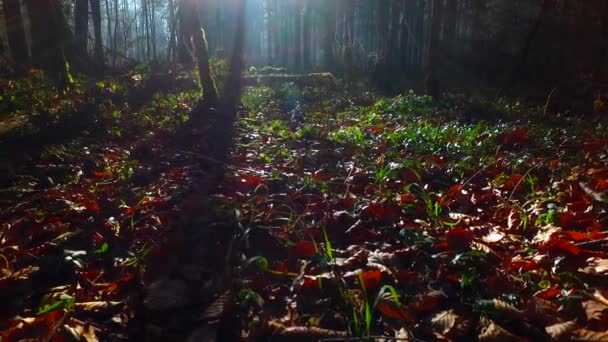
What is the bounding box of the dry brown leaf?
[532,226,562,245]
[572,328,608,341]
[482,229,505,243]
[202,290,234,321]
[431,309,457,335]
[394,328,413,341]
[524,297,560,326]
[268,321,348,337]
[545,320,577,340]
[491,299,524,321]
[580,259,608,276]
[74,301,123,313]
[594,290,608,307]
[64,319,99,342]
[478,318,524,342]
[583,301,608,322]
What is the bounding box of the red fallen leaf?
[78,270,101,281]
[502,174,524,189]
[241,174,263,187]
[366,203,399,223]
[409,290,446,313]
[302,227,322,240]
[72,98,85,109]
[445,228,474,251]
[105,153,120,161]
[312,170,330,181]
[360,270,382,292]
[167,168,185,179]
[291,241,317,258]
[596,179,608,191]
[565,230,594,242]
[545,239,581,255]
[447,184,463,196]
[584,138,608,152]
[549,159,560,169]
[535,287,561,300]
[397,193,416,205]
[297,275,322,291]
[560,212,594,230]
[393,270,420,284]
[84,201,100,213]
[376,300,415,323]
[273,260,289,273]
[508,260,538,272]
[498,127,529,146]
[92,171,110,178]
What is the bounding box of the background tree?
[2,0,28,66]
[90,0,104,69]
[425,0,444,99]
[74,0,89,61]
[179,0,218,106]
[25,0,72,87]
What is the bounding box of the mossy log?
[241,73,337,89]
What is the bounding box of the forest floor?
[1,68,608,341]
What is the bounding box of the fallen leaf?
[478,318,524,341]
[431,309,458,335]
[545,320,577,340]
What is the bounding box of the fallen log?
[242,73,338,89]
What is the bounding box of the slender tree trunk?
[26,0,71,88]
[294,3,302,70]
[596,1,608,81]
[105,0,112,61]
[113,0,119,66]
[151,0,157,60]
[179,0,218,106]
[90,0,104,68]
[302,2,312,69]
[168,0,177,61]
[177,0,190,64]
[322,0,335,70]
[3,0,29,65]
[508,0,555,87]
[74,0,89,60]
[425,0,444,98]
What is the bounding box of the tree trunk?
[294,2,302,70]
[508,0,555,87]
[105,0,112,62]
[90,0,104,68]
[177,2,191,64]
[596,1,608,82]
[302,2,312,69]
[26,0,71,88]
[425,0,444,99]
[2,0,29,65]
[322,0,336,70]
[74,0,89,60]
[180,0,218,106]
[167,0,177,62]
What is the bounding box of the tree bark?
[294,2,302,70]
[74,0,89,60]
[25,0,71,88]
[302,2,312,69]
[322,0,336,70]
[508,0,555,87]
[425,0,444,99]
[180,0,218,106]
[2,0,29,65]
[90,0,104,68]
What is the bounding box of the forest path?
[2,75,608,341]
[0,70,240,341]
